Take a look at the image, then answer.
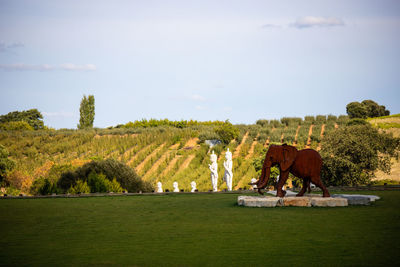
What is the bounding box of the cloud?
[0,63,96,71]
[0,42,24,53]
[191,94,206,101]
[291,16,345,29]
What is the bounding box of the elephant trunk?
[257,164,271,189]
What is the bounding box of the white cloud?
[0,63,96,71]
[191,94,206,101]
[291,16,345,29]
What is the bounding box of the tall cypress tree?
[78,95,95,129]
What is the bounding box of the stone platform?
[238,195,361,207]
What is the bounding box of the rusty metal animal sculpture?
[250,144,330,197]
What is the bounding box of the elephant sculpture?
[250,144,330,197]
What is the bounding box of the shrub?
[214,121,239,144]
[256,119,268,127]
[304,116,315,124]
[346,119,368,126]
[327,115,337,122]
[0,145,16,183]
[0,121,34,131]
[58,159,152,193]
[31,177,60,195]
[68,180,90,194]
[316,115,327,123]
[320,125,400,186]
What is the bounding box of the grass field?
[1,191,400,266]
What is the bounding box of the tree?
[346,100,390,119]
[214,120,239,144]
[320,125,399,186]
[78,95,95,129]
[0,109,44,130]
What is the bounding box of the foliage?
[346,100,390,119]
[31,177,60,195]
[0,121,34,131]
[214,120,239,144]
[78,95,95,129]
[68,180,90,194]
[255,119,268,127]
[58,159,152,193]
[346,118,368,126]
[320,125,400,186]
[87,172,124,193]
[0,145,16,183]
[198,129,220,143]
[4,170,32,192]
[119,119,225,129]
[304,116,315,124]
[280,117,302,126]
[0,109,44,130]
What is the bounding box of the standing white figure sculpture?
[223,148,233,191]
[173,181,179,192]
[251,178,257,190]
[209,151,218,192]
[156,181,163,193]
[190,181,197,192]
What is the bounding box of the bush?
[58,159,152,193]
[346,100,390,119]
[0,121,34,131]
[68,180,90,194]
[304,116,315,124]
[320,125,400,186]
[346,119,368,126]
[0,145,16,183]
[214,121,239,145]
[256,119,268,127]
[31,177,60,195]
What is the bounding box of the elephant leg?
[296,178,309,197]
[311,176,330,197]
[276,172,288,197]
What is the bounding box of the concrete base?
[332,194,379,205]
[238,195,349,207]
[238,196,281,207]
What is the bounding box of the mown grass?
[1,191,399,266]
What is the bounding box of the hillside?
[0,116,352,194]
[368,114,400,181]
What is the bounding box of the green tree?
[78,95,95,129]
[0,109,44,130]
[0,145,16,183]
[346,100,390,119]
[214,120,239,144]
[320,125,399,186]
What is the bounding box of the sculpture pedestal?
[238,196,353,207]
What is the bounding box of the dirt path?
[174,154,196,175]
[183,138,199,149]
[126,143,153,166]
[316,124,325,151]
[305,125,314,148]
[233,132,249,158]
[294,125,301,146]
[142,144,180,180]
[160,155,182,177]
[246,133,259,159]
[135,143,166,173]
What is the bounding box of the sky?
[0,0,399,129]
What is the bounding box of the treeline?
[113,119,226,129]
[0,109,44,131]
[256,115,349,127]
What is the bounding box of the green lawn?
[1,192,399,266]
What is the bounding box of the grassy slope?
[368,114,400,181]
[1,191,399,266]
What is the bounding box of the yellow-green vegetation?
[1,114,398,195]
[0,191,399,266]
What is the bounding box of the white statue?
[173,181,179,192]
[223,148,233,191]
[156,181,163,193]
[251,178,257,190]
[276,175,285,190]
[209,150,218,192]
[191,181,197,192]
